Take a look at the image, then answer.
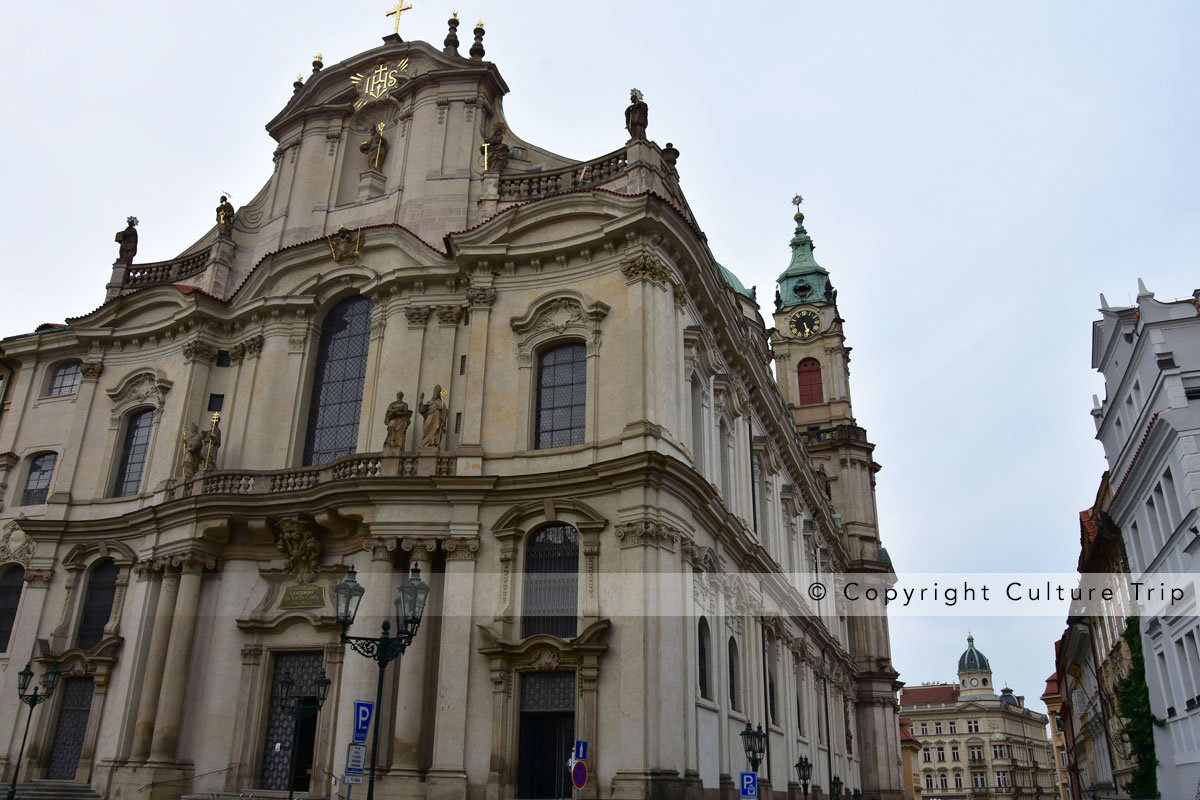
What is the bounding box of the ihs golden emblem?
[350,59,410,109]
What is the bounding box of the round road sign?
[571,760,587,789]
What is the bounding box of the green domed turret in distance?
[957,633,998,699]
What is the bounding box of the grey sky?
[3,1,1197,720]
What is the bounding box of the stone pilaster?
[131,567,180,760]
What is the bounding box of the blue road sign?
[571,760,588,789]
[739,772,758,799]
[353,700,374,744]
[574,740,588,761]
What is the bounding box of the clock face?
[788,309,821,339]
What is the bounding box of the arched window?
[0,565,24,651]
[76,559,119,650]
[797,358,823,406]
[698,617,712,700]
[303,296,373,466]
[728,637,741,712]
[113,409,154,497]
[47,361,82,397]
[521,523,579,638]
[21,452,57,506]
[767,635,778,724]
[795,660,806,736]
[535,343,587,449]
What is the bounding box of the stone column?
[148,556,209,762]
[131,568,180,760]
[428,538,480,800]
[390,538,437,777]
[458,283,495,474]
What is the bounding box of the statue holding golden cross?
[386,0,413,35]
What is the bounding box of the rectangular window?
[973,773,986,788]
[996,771,1010,788]
[536,343,586,449]
[920,722,928,735]
[948,721,957,734]
[951,746,959,761]
[954,774,963,789]
[923,749,930,763]
[934,722,942,734]
[207,394,225,413]
[21,453,57,506]
[937,746,945,762]
[216,350,232,367]
[113,410,154,497]
[455,412,462,434]
[967,720,980,733]
[460,354,467,375]
[47,362,82,397]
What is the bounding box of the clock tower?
[770,199,905,800]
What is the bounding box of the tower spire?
[776,196,833,309]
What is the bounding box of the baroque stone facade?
[0,23,898,800]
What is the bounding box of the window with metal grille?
[21,452,57,506]
[113,409,153,497]
[76,559,118,650]
[521,524,579,639]
[698,617,712,700]
[797,358,823,406]
[535,343,586,449]
[0,565,24,651]
[47,362,81,397]
[303,296,372,466]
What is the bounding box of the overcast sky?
[3,2,1197,721]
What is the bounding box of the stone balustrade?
[499,148,628,203]
[122,247,212,288]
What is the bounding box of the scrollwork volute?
[0,516,35,568]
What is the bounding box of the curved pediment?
[451,191,649,256]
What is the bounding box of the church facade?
[0,19,901,800]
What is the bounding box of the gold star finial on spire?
[386,0,413,35]
[792,194,803,209]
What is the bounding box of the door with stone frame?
[46,676,95,780]
[516,671,575,799]
[259,651,326,791]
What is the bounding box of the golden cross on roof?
[386,0,413,34]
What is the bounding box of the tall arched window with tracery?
[698,617,713,700]
[797,358,823,406]
[0,565,24,652]
[728,637,742,712]
[76,559,118,651]
[303,295,373,466]
[113,409,154,497]
[521,523,579,638]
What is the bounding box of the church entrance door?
[259,651,324,792]
[46,677,94,780]
[516,672,575,800]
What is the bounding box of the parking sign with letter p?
[739,772,757,799]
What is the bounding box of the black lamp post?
[1087,785,1098,800]
[278,667,331,800]
[830,775,843,800]
[739,722,767,773]
[794,755,812,800]
[6,662,60,800]
[335,563,430,800]
[851,789,862,800]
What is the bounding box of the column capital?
[443,537,480,560]
[363,535,399,562]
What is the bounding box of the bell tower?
[770,197,904,800]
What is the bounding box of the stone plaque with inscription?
[279,583,326,610]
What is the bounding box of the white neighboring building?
[1090,281,1200,800]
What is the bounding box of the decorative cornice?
[613,518,684,551]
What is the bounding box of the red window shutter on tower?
[797,358,823,406]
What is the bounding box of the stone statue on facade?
[201,415,222,470]
[275,519,321,583]
[625,89,648,140]
[215,196,235,237]
[328,226,361,266]
[180,422,204,478]
[115,216,139,263]
[360,122,389,170]
[418,385,448,449]
[481,122,509,171]
[383,392,413,449]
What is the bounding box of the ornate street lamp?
[851,790,862,800]
[335,562,430,800]
[830,775,843,800]
[739,722,767,773]
[6,663,60,800]
[278,668,331,800]
[794,754,812,800]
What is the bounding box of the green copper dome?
[776,210,834,309]
[958,634,991,672]
[717,262,756,300]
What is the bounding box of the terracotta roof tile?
[899,685,960,706]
